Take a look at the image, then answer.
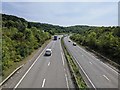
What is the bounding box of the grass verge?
[61,37,87,89]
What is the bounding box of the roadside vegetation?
[2,14,51,78]
[2,14,93,79]
[61,37,87,89]
[70,26,120,67]
[2,13,120,81]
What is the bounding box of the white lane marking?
[60,41,65,66]
[60,44,62,51]
[14,43,49,89]
[65,74,69,89]
[51,42,55,49]
[48,62,50,66]
[60,39,69,89]
[89,62,92,64]
[76,43,118,74]
[42,79,46,88]
[61,52,65,66]
[100,61,118,74]
[74,56,96,88]
[103,75,110,81]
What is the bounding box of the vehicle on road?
[54,35,57,40]
[68,40,71,42]
[73,42,76,46]
[45,49,52,56]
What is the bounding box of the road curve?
[64,36,119,89]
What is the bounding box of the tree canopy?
[70,26,120,65]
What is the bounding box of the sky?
[1,1,119,26]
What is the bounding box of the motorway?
[2,35,119,89]
[64,36,119,88]
[14,36,70,88]
[2,35,74,89]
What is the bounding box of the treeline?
[70,26,120,65]
[2,14,93,76]
[2,13,120,75]
[65,25,94,33]
[2,14,51,75]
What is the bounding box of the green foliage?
[70,26,120,65]
[61,37,87,88]
[2,14,51,75]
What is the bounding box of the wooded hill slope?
[2,14,120,77]
[70,26,120,65]
[2,14,52,75]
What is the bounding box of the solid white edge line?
[65,74,69,89]
[65,38,96,88]
[14,44,48,89]
[60,39,69,89]
[42,79,46,88]
[74,57,96,89]
[76,41,118,74]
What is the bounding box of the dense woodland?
[1,14,120,76]
[2,14,52,75]
[70,26,120,65]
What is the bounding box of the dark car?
[73,43,76,46]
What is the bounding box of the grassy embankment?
[61,37,87,89]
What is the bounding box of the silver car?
[45,49,52,56]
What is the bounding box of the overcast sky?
[2,1,119,26]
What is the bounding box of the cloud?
[2,2,118,26]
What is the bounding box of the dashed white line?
[14,43,49,89]
[61,52,65,66]
[103,75,110,81]
[42,79,46,88]
[89,62,92,64]
[76,43,118,74]
[48,62,50,66]
[51,42,55,49]
[60,42,65,66]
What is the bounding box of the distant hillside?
[2,13,120,77]
[2,14,92,34]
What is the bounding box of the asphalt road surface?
[14,36,69,88]
[2,35,74,89]
[64,36,119,89]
